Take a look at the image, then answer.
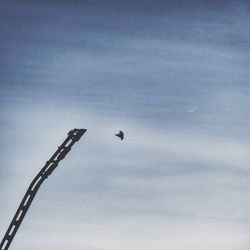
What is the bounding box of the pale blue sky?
[1,1,250,249]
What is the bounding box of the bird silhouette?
[115,130,124,140]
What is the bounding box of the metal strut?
[0,128,87,250]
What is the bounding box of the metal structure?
[0,128,87,250]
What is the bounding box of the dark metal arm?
[0,128,87,250]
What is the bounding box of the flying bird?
[115,130,124,140]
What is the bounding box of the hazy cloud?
[1,1,250,249]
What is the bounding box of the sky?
[0,0,250,249]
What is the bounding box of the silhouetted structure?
[0,128,87,250]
